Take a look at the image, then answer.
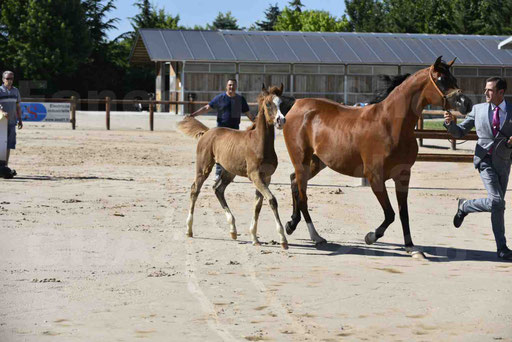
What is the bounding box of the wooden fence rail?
[24,97,475,163]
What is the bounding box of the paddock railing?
[24,97,475,163]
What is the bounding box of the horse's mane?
[368,74,410,104]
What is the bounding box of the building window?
[400,66,424,75]
[453,67,478,76]
[210,63,236,73]
[239,64,264,73]
[265,64,290,73]
[184,63,210,72]
[478,68,502,77]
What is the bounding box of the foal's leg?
[213,171,237,240]
[249,189,264,246]
[187,158,214,237]
[393,168,416,252]
[364,170,395,245]
[249,173,288,249]
[292,162,327,245]
[286,155,326,237]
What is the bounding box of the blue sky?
[106,0,346,40]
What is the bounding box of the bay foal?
[178,85,288,249]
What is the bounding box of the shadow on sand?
[287,240,503,262]
[3,175,134,182]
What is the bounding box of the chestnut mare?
[283,56,473,255]
[177,85,289,249]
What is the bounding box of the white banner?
[21,102,71,122]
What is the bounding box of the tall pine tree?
[255,3,281,31]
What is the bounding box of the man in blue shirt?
[189,79,253,179]
[0,71,23,179]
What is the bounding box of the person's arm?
[443,109,474,138]
[241,96,254,121]
[244,111,255,122]
[189,104,211,117]
[16,100,22,129]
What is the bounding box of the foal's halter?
[428,67,461,112]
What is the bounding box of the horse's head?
[429,56,472,114]
[259,83,286,129]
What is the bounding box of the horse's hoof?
[285,221,296,235]
[365,232,377,245]
[186,232,193,238]
[253,241,261,246]
[411,251,426,260]
[230,232,237,240]
[281,242,289,250]
[314,238,327,246]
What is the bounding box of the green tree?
[254,3,281,31]
[275,8,349,32]
[273,7,301,31]
[69,0,123,96]
[344,0,388,32]
[209,11,240,30]
[130,0,180,36]
[288,0,304,12]
[0,0,91,83]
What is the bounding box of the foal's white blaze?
[272,96,286,129]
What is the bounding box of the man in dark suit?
[444,77,512,261]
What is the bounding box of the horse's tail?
[177,116,210,140]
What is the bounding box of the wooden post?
[70,96,76,130]
[105,96,111,130]
[149,102,154,131]
[417,115,424,147]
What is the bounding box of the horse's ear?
[279,83,284,95]
[262,83,268,94]
[447,57,457,67]
[433,56,443,70]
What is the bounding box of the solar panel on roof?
[133,29,512,67]
[200,31,235,60]
[244,35,278,62]
[181,31,214,60]
[341,36,381,63]
[161,30,193,60]
[364,36,402,64]
[303,36,340,63]
[380,37,422,64]
[141,30,173,60]
[266,35,299,62]
[285,35,319,62]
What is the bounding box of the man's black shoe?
[497,247,512,261]
[0,166,15,179]
[453,198,467,228]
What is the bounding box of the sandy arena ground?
[0,112,511,342]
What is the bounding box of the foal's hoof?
[365,232,377,245]
[186,232,193,238]
[252,241,261,246]
[281,242,289,250]
[285,221,296,235]
[230,232,237,240]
